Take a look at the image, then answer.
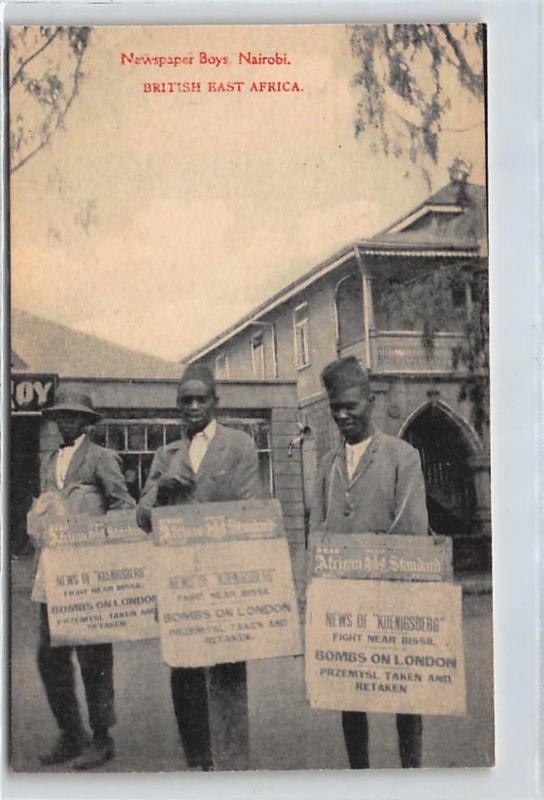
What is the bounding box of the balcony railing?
[372,331,466,373]
[338,331,467,374]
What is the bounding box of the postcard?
[9,22,492,772]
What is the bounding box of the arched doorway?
[401,403,478,538]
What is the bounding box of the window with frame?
[250,332,265,379]
[215,352,228,379]
[91,415,274,500]
[293,303,310,369]
[219,415,274,499]
[335,272,364,349]
[90,419,182,500]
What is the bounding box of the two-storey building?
[184,176,490,573]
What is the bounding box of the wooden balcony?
[338,331,467,374]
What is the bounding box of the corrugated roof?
[11,309,182,380]
[10,349,28,369]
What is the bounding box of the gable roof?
[365,181,487,249]
[184,180,487,363]
[11,308,181,380]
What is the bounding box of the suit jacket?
[309,429,428,541]
[138,422,258,513]
[41,436,135,516]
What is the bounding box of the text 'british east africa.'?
[120,51,302,94]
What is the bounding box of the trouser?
[170,661,248,769]
[37,604,116,737]
[342,711,422,769]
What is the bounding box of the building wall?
[294,278,340,401]
[200,326,278,383]
[269,406,307,601]
[190,254,491,571]
[200,258,360,401]
[299,375,487,470]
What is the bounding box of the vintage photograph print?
[8,23,492,772]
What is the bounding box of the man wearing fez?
[310,356,428,769]
[37,391,135,769]
[137,364,258,771]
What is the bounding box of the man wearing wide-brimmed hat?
[311,356,428,770]
[37,390,135,770]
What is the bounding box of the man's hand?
[136,503,153,533]
[156,459,195,504]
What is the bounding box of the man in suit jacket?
[310,356,428,769]
[137,364,258,771]
[37,391,135,770]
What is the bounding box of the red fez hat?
[321,356,371,395]
[178,363,216,395]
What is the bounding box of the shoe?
[72,736,115,770]
[39,731,90,766]
[186,758,215,772]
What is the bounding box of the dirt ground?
[9,557,494,773]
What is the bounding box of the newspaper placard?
[43,514,107,547]
[31,511,107,603]
[27,493,70,603]
[106,509,147,542]
[312,534,453,582]
[42,540,158,645]
[152,498,284,545]
[305,578,465,715]
[156,537,302,667]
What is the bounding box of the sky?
[10,24,486,362]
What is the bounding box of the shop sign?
[11,373,57,412]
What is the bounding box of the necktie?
[56,444,75,488]
[346,446,355,479]
[189,432,207,473]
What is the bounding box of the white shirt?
[55,434,86,489]
[189,419,217,473]
[345,436,372,480]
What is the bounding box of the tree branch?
[438,24,484,96]
[11,133,51,173]
[9,28,61,89]
[10,49,84,173]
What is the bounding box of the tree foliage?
[373,265,469,341]
[374,263,489,435]
[452,268,489,435]
[349,23,488,434]
[349,23,485,185]
[9,26,92,173]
